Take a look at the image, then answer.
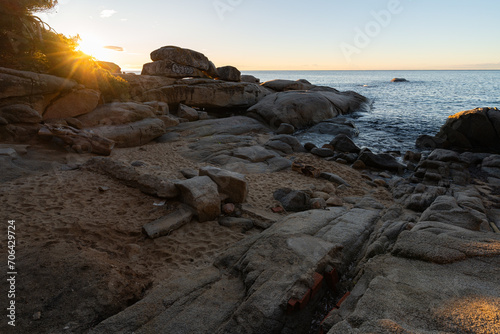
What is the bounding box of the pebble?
[352,160,366,169]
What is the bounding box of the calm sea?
[244,70,500,153]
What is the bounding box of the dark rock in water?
[359,148,406,172]
[247,90,368,129]
[416,134,447,150]
[307,118,359,138]
[404,151,422,163]
[216,66,241,82]
[391,78,408,82]
[273,188,310,212]
[311,147,334,158]
[276,122,295,135]
[304,142,317,151]
[330,134,361,153]
[435,107,500,153]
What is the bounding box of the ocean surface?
[244,70,500,153]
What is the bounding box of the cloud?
[103,46,124,52]
[100,9,117,18]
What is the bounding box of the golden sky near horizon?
[39,0,500,71]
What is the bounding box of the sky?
[37,0,500,71]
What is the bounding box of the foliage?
[0,0,129,101]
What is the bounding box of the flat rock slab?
[143,205,194,238]
[174,176,221,222]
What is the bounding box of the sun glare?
[77,36,110,61]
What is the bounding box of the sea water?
[244,70,500,153]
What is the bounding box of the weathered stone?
[436,107,500,152]
[428,149,460,162]
[273,188,310,212]
[0,67,77,101]
[276,123,295,135]
[174,176,221,222]
[352,160,366,169]
[415,134,447,150]
[177,104,199,121]
[304,142,317,151]
[310,198,327,209]
[312,191,330,200]
[88,118,166,148]
[159,115,180,128]
[142,60,208,78]
[77,102,157,127]
[359,149,405,172]
[216,66,241,82]
[330,134,360,153]
[247,90,368,129]
[143,205,194,238]
[82,157,179,198]
[261,79,314,92]
[326,196,343,207]
[265,140,293,155]
[143,80,271,111]
[268,135,305,152]
[240,75,260,84]
[150,46,217,77]
[199,166,248,203]
[0,147,17,157]
[320,172,350,187]
[0,104,42,124]
[307,118,359,138]
[43,89,100,120]
[218,217,254,231]
[311,147,334,158]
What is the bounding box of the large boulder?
[142,79,271,111]
[0,104,42,124]
[261,79,314,92]
[142,60,209,79]
[0,67,79,127]
[77,102,157,127]
[43,88,100,120]
[216,66,241,82]
[0,67,77,102]
[435,107,500,153]
[358,149,406,172]
[145,46,218,78]
[247,90,368,129]
[88,118,166,147]
[117,74,177,100]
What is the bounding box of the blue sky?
[39,0,500,71]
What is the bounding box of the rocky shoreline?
[0,46,499,334]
